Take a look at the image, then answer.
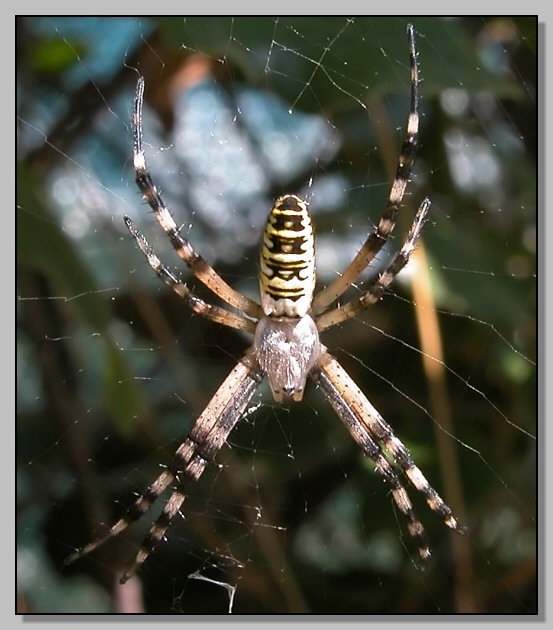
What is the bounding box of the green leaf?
[161,17,521,113]
[17,162,110,332]
[102,340,150,438]
[29,37,87,74]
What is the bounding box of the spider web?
[17,15,538,617]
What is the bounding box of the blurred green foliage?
[17,16,536,614]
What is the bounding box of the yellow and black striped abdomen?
[260,195,316,318]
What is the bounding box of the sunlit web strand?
[345,327,534,441]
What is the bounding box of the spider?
[66,24,465,584]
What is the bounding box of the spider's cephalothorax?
[65,25,465,585]
[254,312,320,403]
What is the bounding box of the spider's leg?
[312,351,465,562]
[311,24,420,316]
[132,76,262,319]
[316,197,429,331]
[65,352,264,581]
[125,216,256,334]
[119,354,263,583]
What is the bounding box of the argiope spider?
[66,24,465,584]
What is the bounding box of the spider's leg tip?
[414,547,431,571]
[457,523,469,536]
[445,514,468,535]
[120,571,133,585]
[420,546,431,560]
[62,551,80,567]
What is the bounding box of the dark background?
[17,16,537,614]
